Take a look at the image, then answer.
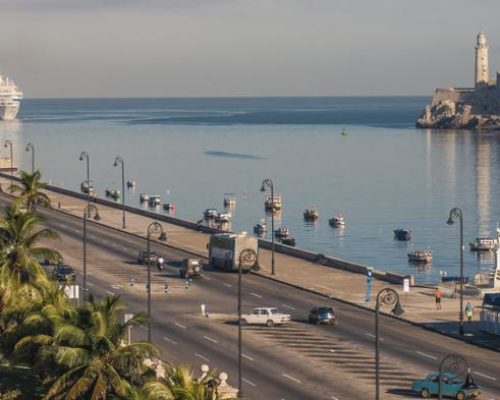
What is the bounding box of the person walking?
[465,301,473,322]
[435,287,442,310]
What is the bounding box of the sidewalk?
[9,181,500,350]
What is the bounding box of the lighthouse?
[475,31,489,87]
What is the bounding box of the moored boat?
[253,221,267,235]
[80,180,95,195]
[394,229,412,241]
[223,193,237,208]
[127,180,136,188]
[303,208,319,221]
[469,237,499,251]
[216,212,232,223]
[163,202,175,212]
[148,195,161,207]
[139,193,150,202]
[264,194,282,210]
[281,236,296,246]
[329,213,345,227]
[408,249,432,263]
[275,227,291,238]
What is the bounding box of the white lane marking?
[195,353,209,362]
[58,223,68,228]
[242,378,256,387]
[163,336,177,344]
[242,353,254,361]
[250,292,262,298]
[203,336,218,344]
[416,351,437,360]
[330,396,339,400]
[106,290,114,296]
[111,284,122,290]
[282,303,295,310]
[474,371,497,381]
[282,373,301,384]
[86,282,94,286]
[330,349,336,353]
[224,283,232,288]
[174,322,187,329]
[365,333,384,341]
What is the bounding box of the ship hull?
[0,104,20,121]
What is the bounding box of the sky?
[1,0,500,98]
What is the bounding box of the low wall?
[0,172,407,285]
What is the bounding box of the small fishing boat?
[253,221,267,235]
[408,249,432,263]
[110,190,120,201]
[139,193,150,202]
[80,180,95,195]
[127,180,136,188]
[469,237,499,251]
[216,212,232,223]
[148,195,161,207]
[275,227,291,239]
[163,203,175,212]
[223,193,237,208]
[329,213,345,227]
[281,236,296,247]
[394,229,412,241]
[105,188,114,197]
[303,208,320,221]
[204,208,218,220]
[264,194,282,210]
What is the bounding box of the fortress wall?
[431,89,462,105]
[431,87,500,114]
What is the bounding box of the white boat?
[304,208,319,221]
[139,193,150,202]
[204,208,218,220]
[470,227,500,251]
[80,180,95,195]
[148,195,161,207]
[223,193,237,208]
[264,194,282,210]
[329,213,345,228]
[275,227,291,238]
[0,74,22,121]
[216,212,232,223]
[408,249,433,263]
[253,221,267,235]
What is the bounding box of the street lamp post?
[260,178,276,275]
[25,142,35,173]
[3,140,13,182]
[375,288,404,400]
[447,207,464,336]
[113,156,126,229]
[79,151,90,212]
[146,221,166,343]
[237,248,258,399]
[83,204,100,295]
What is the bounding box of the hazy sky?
[1,0,500,98]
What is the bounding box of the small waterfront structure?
[275,227,291,239]
[264,194,282,210]
[148,195,161,207]
[223,193,237,208]
[204,208,218,220]
[407,249,432,263]
[329,213,345,228]
[139,193,150,202]
[393,229,412,241]
[303,208,319,221]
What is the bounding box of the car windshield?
[318,307,333,314]
[57,266,73,274]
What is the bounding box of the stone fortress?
[417,32,500,129]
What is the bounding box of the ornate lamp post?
[83,204,100,294]
[25,142,35,173]
[260,178,276,275]
[238,248,258,398]
[3,139,13,181]
[438,354,471,400]
[79,151,91,211]
[447,207,464,336]
[146,221,166,343]
[375,288,404,400]
[113,156,126,229]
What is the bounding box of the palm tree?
[35,295,157,400]
[10,170,51,211]
[0,207,60,287]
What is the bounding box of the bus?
[208,232,259,272]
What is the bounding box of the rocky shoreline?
[416,100,500,130]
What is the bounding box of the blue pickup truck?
[412,372,480,399]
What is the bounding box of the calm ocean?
[1,96,498,284]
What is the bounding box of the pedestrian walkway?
[5,179,499,349]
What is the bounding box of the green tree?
[10,170,51,211]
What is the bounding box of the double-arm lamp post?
[82,204,100,295]
[375,287,404,400]
[113,156,126,229]
[446,207,464,336]
[146,221,166,343]
[260,178,276,275]
[25,142,35,173]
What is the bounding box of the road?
[7,196,500,400]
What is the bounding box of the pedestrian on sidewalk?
[465,301,473,321]
[435,287,442,310]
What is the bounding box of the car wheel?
[266,320,274,328]
[240,319,248,326]
[420,388,430,398]
[456,392,465,400]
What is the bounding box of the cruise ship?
[0,73,23,120]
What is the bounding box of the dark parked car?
[180,258,203,279]
[308,307,335,325]
[137,251,159,265]
[51,264,77,283]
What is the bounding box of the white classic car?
[241,307,291,327]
